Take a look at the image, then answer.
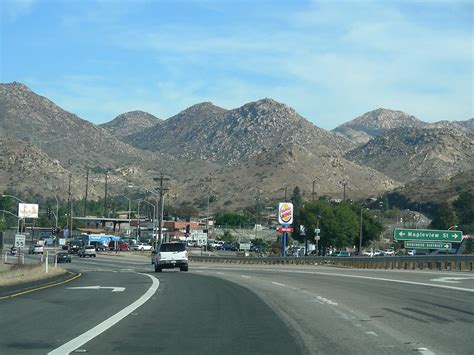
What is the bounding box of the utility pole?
[154,174,169,247]
[359,208,363,254]
[312,177,320,201]
[67,173,72,235]
[342,181,347,201]
[206,174,214,240]
[284,183,288,201]
[84,168,89,217]
[104,171,108,217]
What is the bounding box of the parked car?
[109,242,130,251]
[222,242,237,251]
[56,252,71,263]
[78,245,97,257]
[29,244,44,254]
[154,242,188,272]
[215,241,225,250]
[132,243,153,251]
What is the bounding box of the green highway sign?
[394,228,462,242]
[405,241,452,249]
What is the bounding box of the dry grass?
[0,263,66,287]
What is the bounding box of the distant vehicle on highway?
[132,243,153,251]
[332,251,350,257]
[56,252,71,263]
[154,242,188,272]
[78,245,97,258]
[109,242,130,251]
[29,244,44,255]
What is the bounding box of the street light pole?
[129,184,161,249]
[138,200,156,243]
[2,194,25,232]
[117,194,131,236]
[0,209,20,232]
[359,208,363,254]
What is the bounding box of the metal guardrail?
[190,255,474,272]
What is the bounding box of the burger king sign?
[278,202,294,225]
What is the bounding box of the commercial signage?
[277,227,294,233]
[405,241,452,249]
[394,228,462,242]
[18,203,39,218]
[278,202,293,225]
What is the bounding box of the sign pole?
[278,202,294,257]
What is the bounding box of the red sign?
[277,227,294,233]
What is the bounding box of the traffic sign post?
[15,234,26,248]
[394,228,462,242]
[405,241,452,249]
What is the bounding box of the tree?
[453,192,474,225]
[215,212,247,227]
[291,186,304,242]
[221,230,236,243]
[430,203,457,230]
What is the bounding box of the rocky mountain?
[0,138,104,199]
[333,108,425,144]
[1,81,471,211]
[177,143,399,209]
[124,98,354,164]
[0,82,162,171]
[345,127,474,183]
[0,82,198,200]
[100,110,161,139]
[428,118,474,133]
[387,169,474,207]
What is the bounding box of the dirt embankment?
[0,263,66,287]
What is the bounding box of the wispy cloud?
[2,0,35,21]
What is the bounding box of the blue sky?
[1,0,472,129]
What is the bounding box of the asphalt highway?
[0,253,472,354]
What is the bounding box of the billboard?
[278,202,294,225]
[18,203,39,218]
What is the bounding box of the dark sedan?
[56,252,72,263]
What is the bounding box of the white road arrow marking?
[430,277,474,284]
[67,286,126,292]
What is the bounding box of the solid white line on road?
[216,272,225,275]
[48,273,159,355]
[204,267,474,293]
[307,271,474,293]
[272,282,286,287]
